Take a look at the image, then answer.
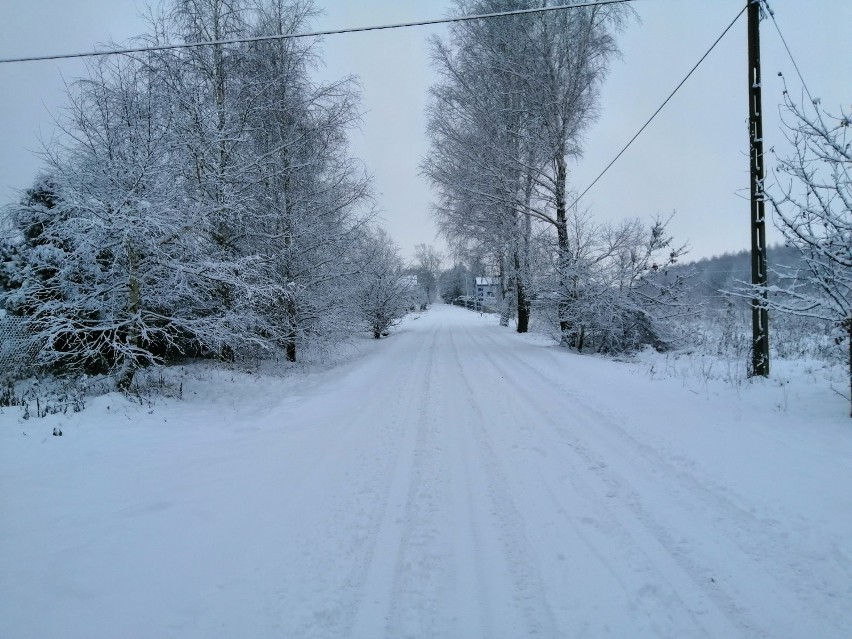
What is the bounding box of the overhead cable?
[0,0,634,65]
[569,3,747,210]
[760,0,815,104]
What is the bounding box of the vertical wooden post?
[748,0,770,377]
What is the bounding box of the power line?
[0,0,634,65]
[569,3,747,210]
[760,0,815,104]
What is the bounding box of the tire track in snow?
[468,322,828,637]
[382,313,502,638]
[268,322,441,638]
[441,359,496,639]
[342,320,456,639]
[491,327,852,633]
[338,323,446,639]
[382,323,455,638]
[559,386,852,630]
[454,323,728,637]
[446,328,561,637]
[160,338,438,638]
[293,316,493,638]
[107,331,440,639]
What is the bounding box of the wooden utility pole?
[747,0,770,377]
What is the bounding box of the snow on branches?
[0,0,380,386]
[763,89,852,414]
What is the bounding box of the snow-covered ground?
[2,304,850,638]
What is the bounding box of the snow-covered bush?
[354,229,416,339]
[747,88,851,414]
[536,213,689,353]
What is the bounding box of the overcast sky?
[1,0,849,263]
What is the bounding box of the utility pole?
[748,0,770,377]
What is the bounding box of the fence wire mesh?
[0,315,37,378]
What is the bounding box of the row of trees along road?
[423,0,689,353]
[0,0,417,388]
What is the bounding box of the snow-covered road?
[2,304,851,638]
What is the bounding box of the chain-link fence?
[0,315,37,379]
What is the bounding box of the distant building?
[474,277,499,309]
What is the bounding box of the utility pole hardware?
[748,0,770,377]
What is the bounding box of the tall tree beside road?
[423,0,632,339]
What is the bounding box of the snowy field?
[1,304,850,638]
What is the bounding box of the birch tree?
[424,0,631,338]
[424,0,540,331]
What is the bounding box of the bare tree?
[763,90,851,415]
[423,0,631,338]
[424,0,548,332]
[414,243,445,303]
[243,0,373,360]
[356,228,416,338]
[539,210,687,352]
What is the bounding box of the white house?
[474,276,499,309]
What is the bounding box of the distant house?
[474,277,499,309]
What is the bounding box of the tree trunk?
[285,296,297,362]
[516,173,534,334]
[555,153,574,344]
[514,251,531,333]
[498,258,511,326]
[516,279,531,333]
[119,240,140,391]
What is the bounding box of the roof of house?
[475,277,498,286]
